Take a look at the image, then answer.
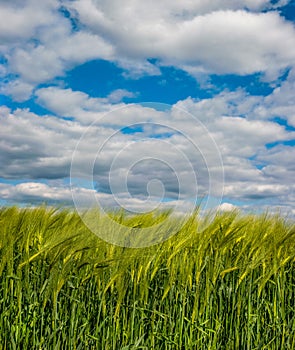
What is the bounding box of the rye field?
[0,206,294,349]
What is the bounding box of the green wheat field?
[0,206,294,349]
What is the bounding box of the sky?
[0,0,295,216]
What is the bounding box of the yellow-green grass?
[0,206,294,349]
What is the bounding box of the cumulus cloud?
[35,87,98,116]
[65,0,295,79]
[0,0,58,44]
[0,181,195,215]
[0,106,83,179]
[1,83,294,211]
[262,68,295,127]
[0,79,34,102]
[0,0,294,214]
[224,183,291,200]
[0,0,114,90]
[217,202,237,211]
[35,86,137,117]
[107,89,138,103]
[8,31,113,84]
[0,0,295,97]
[256,145,295,186]
[0,181,95,204]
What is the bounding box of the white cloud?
[215,116,292,157]
[262,68,295,126]
[217,202,237,211]
[36,87,93,116]
[0,181,96,204]
[35,87,137,121]
[172,11,295,77]
[0,64,7,77]
[256,145,295,185]
[0,1,294,214]
[65,1,295,79]
[1,0,295,97]
[0,0,114,89]
[8,31,113,84]
[0,0,58,44]
[224,183,291,200]
[107,89,137,103]
[0,181,194,215]
[0,106,84,179]
[118,59,161,78]
[9,45,64,83]
[1,84,295,211]
[0,79,34,102]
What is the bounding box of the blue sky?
[0,0,295,215]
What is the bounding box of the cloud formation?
[65,1,295,79]
[1,0,295,100]
[0,0,294,215]
[1,82,294,211]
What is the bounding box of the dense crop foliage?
[0,206,294,349]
